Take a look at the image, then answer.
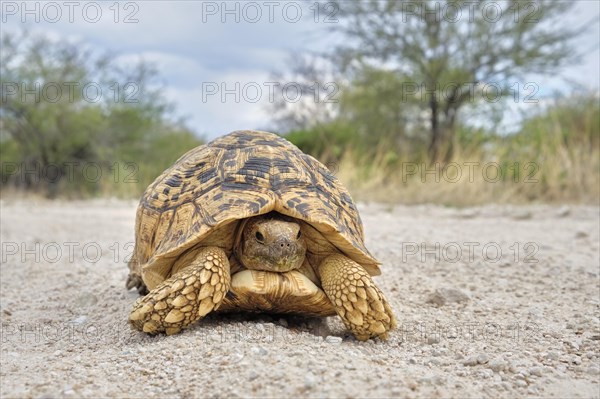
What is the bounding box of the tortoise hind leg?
[318,254,396,340]
[129,246,230,335]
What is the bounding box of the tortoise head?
[237,212,306,272]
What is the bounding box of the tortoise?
[126,130,396,340]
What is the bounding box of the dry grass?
[334,94,600,206]
[337,143,599,207]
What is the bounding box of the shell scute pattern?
[131,130,379,281]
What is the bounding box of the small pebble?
[71,316,87,325]
[428,358,441,366]
[74,293,98,308]
[463,356,478,366]
[508,363,520,374]
[477,354,489,365]
[427,288,470,306]
[477,369,494,379]
[488,358,507,372]
[514,380,527,388]
[325,336,342,344]
[304,372,317,389]
[529,367,543,377]
[427,336,440,345]
[250,346,268,356]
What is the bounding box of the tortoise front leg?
[317,254,396,340]
[129,246,230,335]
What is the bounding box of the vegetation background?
[1,1,598,205]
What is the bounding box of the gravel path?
[1,199,599,398]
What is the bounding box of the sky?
[2,0,599,139]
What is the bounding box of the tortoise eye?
[296,230,302,239]
[255,231,265,243]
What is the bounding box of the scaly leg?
[318,254,396,340]
[129,246,230,335]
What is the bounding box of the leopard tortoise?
[126,130,396,340]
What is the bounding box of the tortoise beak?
[275,258,301,271]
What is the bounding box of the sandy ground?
[0,199,599,398]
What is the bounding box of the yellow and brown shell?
[129,130,380,289]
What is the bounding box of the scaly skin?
[318,254,396,340]
[129,246,230,335]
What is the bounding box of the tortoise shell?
[130,130,380,290]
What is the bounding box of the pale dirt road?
[0,199,599,398]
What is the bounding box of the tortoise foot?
[318,254,396,341]
[129,246,230,335]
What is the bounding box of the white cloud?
[162,69,278,137]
